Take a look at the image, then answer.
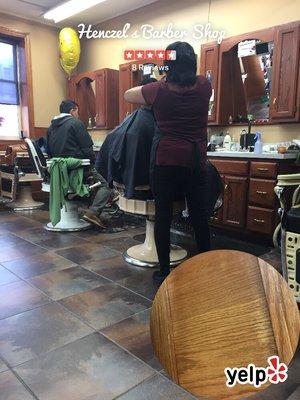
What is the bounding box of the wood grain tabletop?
[150,250,300,400]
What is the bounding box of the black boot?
[152,269,170,284]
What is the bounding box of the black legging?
[153,165,210,273]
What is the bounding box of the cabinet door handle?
[254,218,265,224]
[273,97,277,105]
[257,168,269,172]
[256,190,267,195]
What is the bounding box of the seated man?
[47,99,111,228]
[96,77,157,199]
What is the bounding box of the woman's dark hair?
[59,99,78,113]
[164,42,197,87]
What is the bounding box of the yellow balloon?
[59,27,81,77]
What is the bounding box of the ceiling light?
[44,0,107,23]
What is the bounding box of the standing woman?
[124,41,212,283]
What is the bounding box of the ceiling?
[0,0,159,27]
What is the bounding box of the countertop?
[207,151,298,159]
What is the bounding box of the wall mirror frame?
[200,21,300,126]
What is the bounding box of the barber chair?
[274,173,300,303]
[113,160,223,268]
[0,164,18,205]
[25,138,100,232]
[114,182,187,268]
[0,144,44,211]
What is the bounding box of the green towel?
[49,157,90,226]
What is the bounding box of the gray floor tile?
[15,332,154,400]
[0,302,93,366]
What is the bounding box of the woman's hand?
[124,86,147,105]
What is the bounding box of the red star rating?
[155,50,165,60]
[145,50,155,60]
[166,50,177,60]
[123,50,176,61]
[124,50,134,60]
[135,50,145,60]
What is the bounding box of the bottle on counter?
[254,132,263,154]
[223,132,232,151]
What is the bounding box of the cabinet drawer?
[247,206,275,235]
[249,179,276,208]
[209,159,249,175]
[250,162,278,179]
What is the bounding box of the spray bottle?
[254,132,263,154]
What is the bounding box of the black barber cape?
[96,108,155,198]
[47,115,95,163]
[96,108,223,218]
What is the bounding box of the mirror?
[141,62,165,81]
[238,40,273,122]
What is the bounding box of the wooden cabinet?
[223,175,248,228]
[247,206,275,235]
[200,43,219,123]
[118,61,164,122]
[209,159,248,175]
[250,161,277,179]
[270,22,300,122]
[209,156,299,241]
[210,159,248,228]
[94,69,119,128]
[200,20,300,125]
[119,62,142,123]
[67,68,119,128]
[249,179,276,208]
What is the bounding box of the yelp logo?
[225,356,288,388]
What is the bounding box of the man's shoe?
[152,270,170,284]
[82,210,106,229]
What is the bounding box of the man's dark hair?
[140,77,157,85]
[164,41,197,87]
[59,100,78,114]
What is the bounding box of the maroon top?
[141,76,212,170]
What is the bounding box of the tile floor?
[0,209,298,400]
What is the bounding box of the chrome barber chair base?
[123,218,187,268]
[44,201,92,232]
[45,220,91,232]
[7,186,44,211]
[124,244,187,268]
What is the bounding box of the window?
[0,40,21,138]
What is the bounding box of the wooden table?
[150,250,300,400]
